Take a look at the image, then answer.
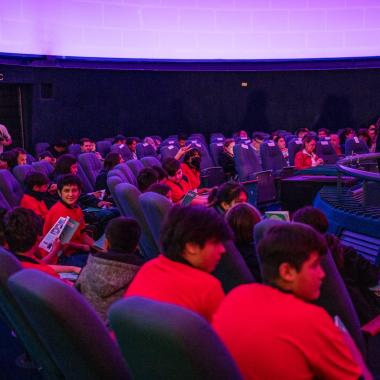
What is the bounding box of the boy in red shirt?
[125,205,232,321]
[43,174,94,267]
[212,223,367,380]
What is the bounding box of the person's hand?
[51,238,63,252]
[48,183,57,194]
[316,158,324,166]
[175,144,192,160]
[97,200,112,208]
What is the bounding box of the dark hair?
[24,172,49,191]
[357,129,371,147]
[152,165,166,181]
[160,205,232,260]
[257,223,327,283]
[223,138,234,149]
[113,134,126,145]
[178,134,187,142]
[146,183,171,197]
[225,203,261,245]
[126,137,137,146]
[80,138,91,146]
[273,135,285,144]
[10,148,27,168]
[105,217,141,253]
[53,139,68,148]
[162,157,181,177]
[295,128,309,137]
[0,150,17,168]
[137,168,159,192]
[208,182,248,209]
[0,208,7,246]
[183,148,201,163]
[57,174,82,192]
[5,207,43,252]
[317,128,329,136]
[252,132,264,141]
[301,133,316,148]
[54,154,77,176]
[292,206,329,234]
[38,151,54,160]
[103,152,121,171]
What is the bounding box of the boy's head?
[137,168,159,192]
[5,207,42,253]
[39,151,56,165]
[24,172,49,193]
[160,205,232,273]
[257,223,327,301]
[162,158,182,183]
[146,183,172,200]
[126,137,137,152]
[105,217,141,253]
[57,174,82,206]
[292,206,329,234]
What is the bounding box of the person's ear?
[104,238,110,251]
[278,262,297,283]
[32,185,39,192]
[57,189,61,197]
[221,201,229,211]
[184,242,199,256]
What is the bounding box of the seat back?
[189,133,207,145]
[110,144,133,161]
[32,160,54,177]
[136,143,157,159]
[233,143,262,181]
[67,144,81,158]
[77,163,94,193]
[0,169,23,207]
[26,154,36,164]
[0,250,62,378]
[114,163,137,186]
[160,145,179,161]
[8,270,131,380]
[316,141,338,164]
[109,297,243,380]
[345,137,370,156]
[114,183,159,259]
[288,138,303,166]
[210,142,224,166]
[35,142,50,158]
[139,192,172,248]
[140,156,162,168]
[96,140,112,157]
[260,141,288,172]
[192,143,214,170]
[12,164,34,184]
[200,167,226,188]
[125,159,145,178]
[78,153,102,188]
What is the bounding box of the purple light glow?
[0,0,379,60]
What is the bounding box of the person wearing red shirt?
[20,172,50,221]
[212,223,366,380]
[181,148,201,190]
[125,205,232,321]
[294,134,324,169]
[43,174,94,266]
[162,158,191,203]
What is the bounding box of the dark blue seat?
[32,160,54,177]
[233,143,262,181]
[12,164,34,184]
[210,142,224,166]
[160,145,179,161]
[110,144,133,161]
[316,141,338,164]
[34,142,50,158]
[140,156,162,168]
[109,297,243,380]
[78,153,102,189]
[96,140,112,157]
[288,138,303,166]
[125,159,145,178]
[345,137,370,156]
[136,143,157,159]
[67,144,81,158]
[260,141,288,173]
[8,269,132,380]
[113,163,137,186]
[0,169,23,208]
[26,154,36,164]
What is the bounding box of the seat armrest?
[361,314,380,337]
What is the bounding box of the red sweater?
[162,178,191,203]
[294,150,320,169]
[20,194,48,221]
[125,255,224,321]
[212,284,362,380]
[181,163,200,190]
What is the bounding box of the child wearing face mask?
[181,148,202,190]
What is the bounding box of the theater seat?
[210,142,224,166]
[78,153,102,189]
[316,141,338,164]
[96,140,112,157]
[0,169,23,207]
[12,164,34,184]
[160,145,179,161]
[110,144,133,161]
[260,141,288,173]
[345,137,370,156]
[125,159,145,178]
[140,156,162,168]
[0,250,62,379]
[68,144,81,158]
[109,297,243,380]
[32,160,54,177]
[114,163,137,186]
[34,142,50,158]
[8,269,132,380]
[233,143,262,181]
[136,143,157,159]
[139,191,172,248]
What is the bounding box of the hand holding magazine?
[39,216,80,253]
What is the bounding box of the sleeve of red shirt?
[201,280,225,322]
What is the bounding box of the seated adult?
[80,138,93,153]
[125,205,232,321]
[9,147,27,169]
[207,182,248,214]
[38,151,56,166]
[274,135,289,164]
[137,167,159,193]
[317,128,330,139]
[225,203,262,282]
[218,138,236,180]
[76,217,145,324]
[48,139,68,158]
[212,223,364,380]
[295,128,309,139]
[20,172,50,221]
[330,134,342,156]
[95,152,123,197]
[126,137,138,160]
[292,206,380,324]
[294,134,324,169]
[161,158,191,203]
[250,132,264,166]
[5,207,80,278]
[43,174,94,266]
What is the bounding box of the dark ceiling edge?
[1,53,380,72]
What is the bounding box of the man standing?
[0,123,12,153]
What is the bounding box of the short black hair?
[152,165,166,181]
[113,134,126,145]
[24,172,49,191]
[160,205,232,260]
[103,152,121,171]
[252,132,264,141]
[257,223,327,283]
[208,182,247,208]
[137,168,159,192]
[292,206,329,234]
[105,217,141,253]
[38,151,54,160]
[183,148,201,163]
[57,174,82,192]
[5,207,43,253]
[178,134,187,141]
[80,138,91,146]
[146,183,171,197]
[54,154,77,176]
[162,157,181,177]
[126,137,137,146]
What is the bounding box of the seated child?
[161,158,190,203]
[43,174,94,266]
[125,205,232,321]
[76,217,145,324]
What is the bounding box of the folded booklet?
[39,216,79,253]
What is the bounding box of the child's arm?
[49,265,81,274]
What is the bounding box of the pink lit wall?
[0,0,379,60]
